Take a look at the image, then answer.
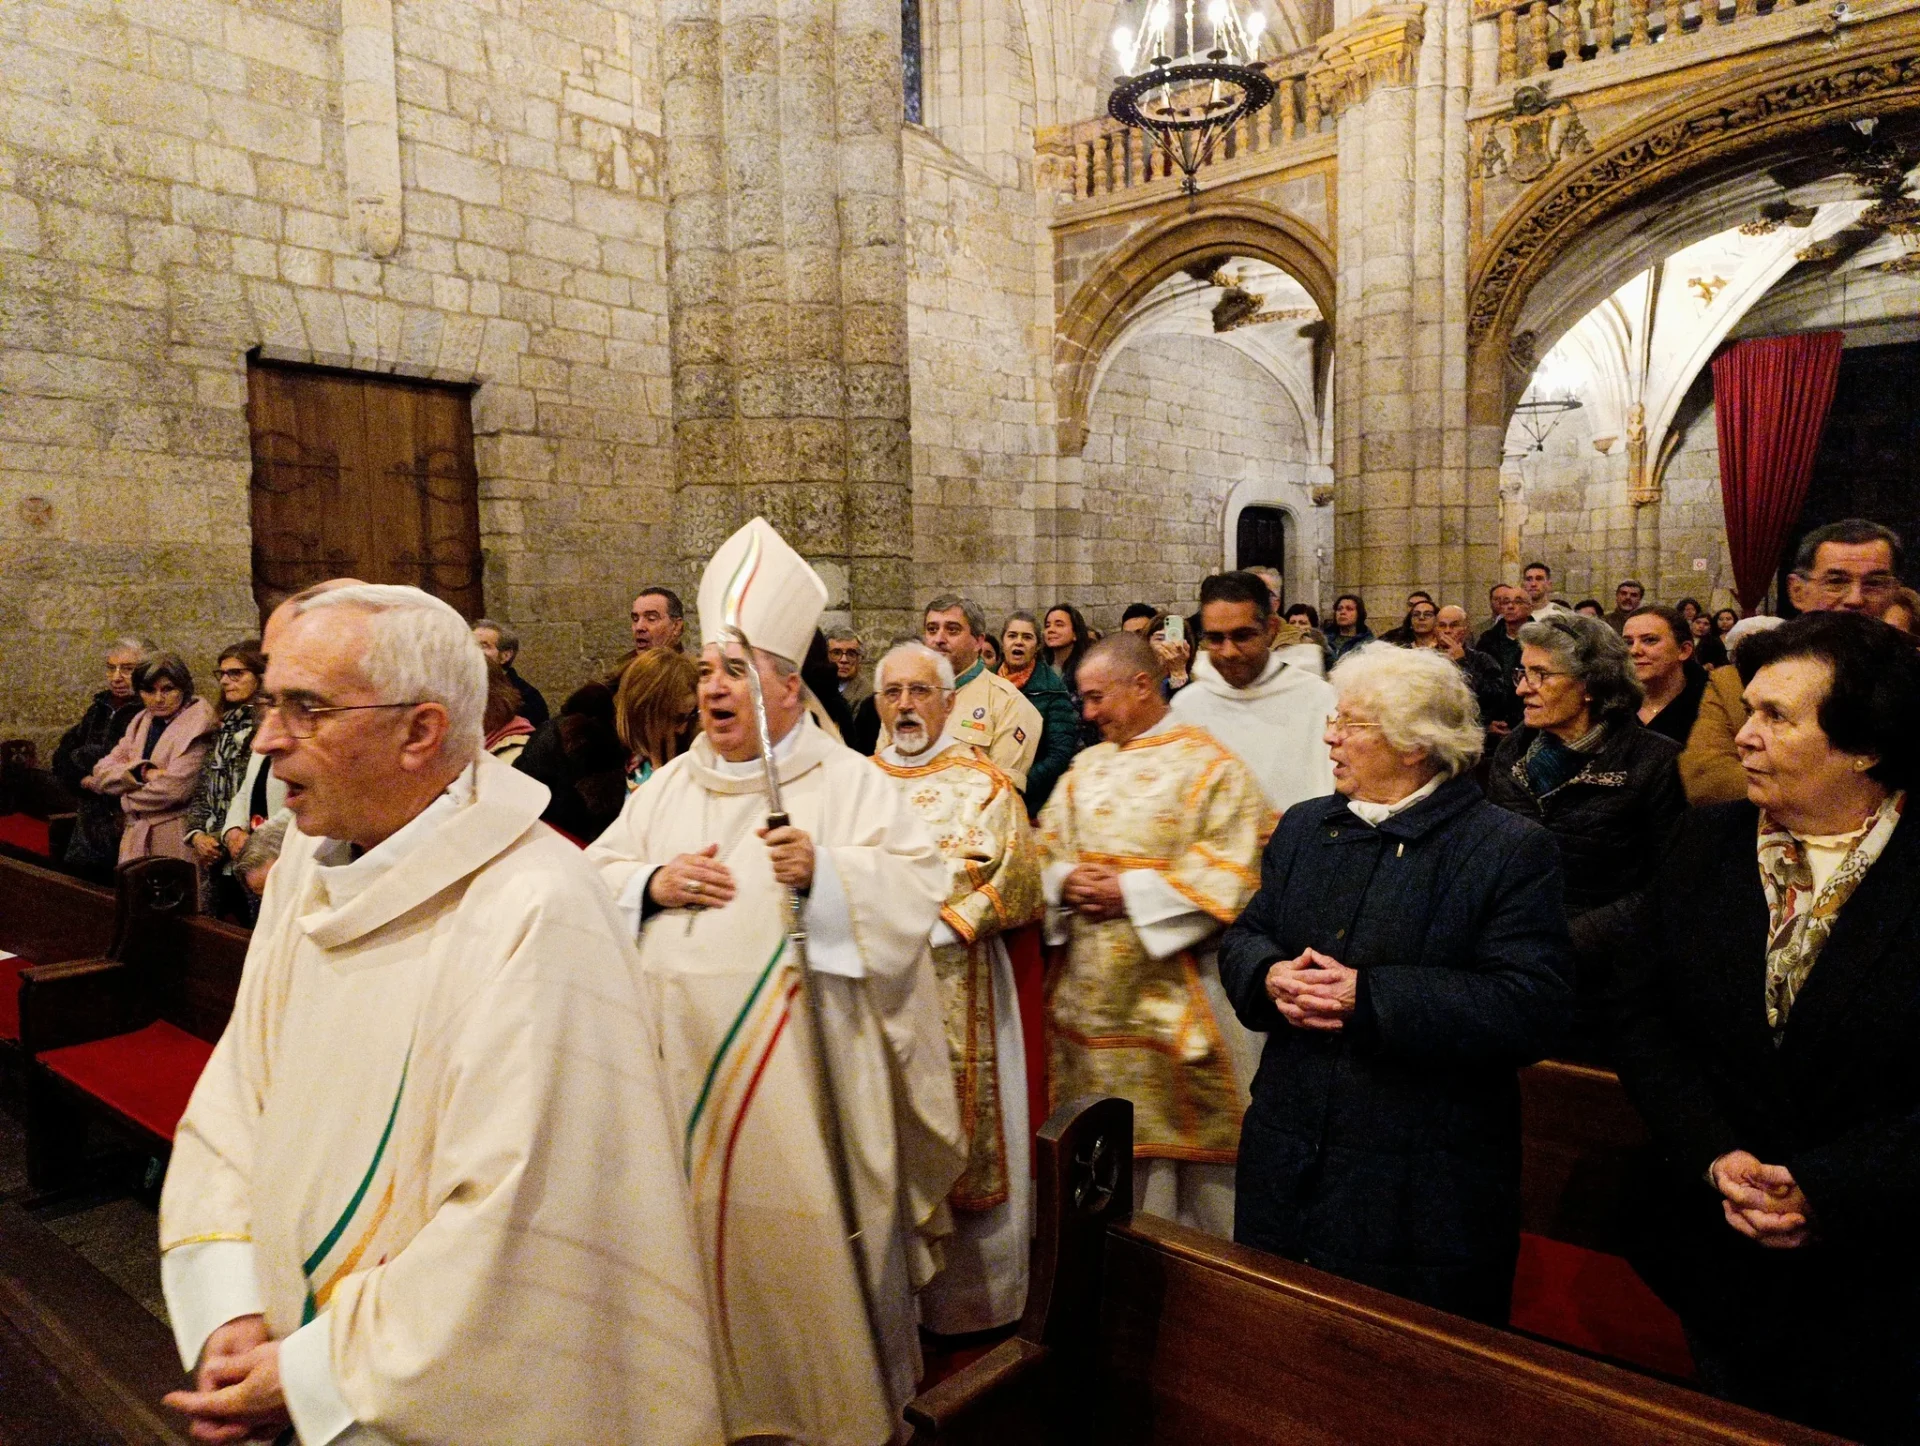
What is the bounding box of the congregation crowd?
[43,515,1920,1445]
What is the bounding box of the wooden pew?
[17,858,248,1188]
[907,1096,1846,1446]
[0,854,118,1059]
[0,1202,191,1446]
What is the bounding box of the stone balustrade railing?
[1478,0,1816,81]
[1047,50,1330,206]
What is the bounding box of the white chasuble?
[160,755,723,1446]
[588,722,966,1446]
[874,742,1044,1334]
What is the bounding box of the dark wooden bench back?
[0,854,115,965]
[1520,1058,1650,1255]
[907,1096,1846,1446]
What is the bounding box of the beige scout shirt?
[945,660,1043,793]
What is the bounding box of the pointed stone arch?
[1054,199,1336,455]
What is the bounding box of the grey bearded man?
[587,518,966,1446]
[872,640,1045,1334]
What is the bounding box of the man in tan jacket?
[916,594,1044,792]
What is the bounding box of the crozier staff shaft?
[723,626,890,1386]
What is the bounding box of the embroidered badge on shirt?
[972,707,986,720]
[1013,727,1026,744]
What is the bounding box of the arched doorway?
[1237,505,1289,579]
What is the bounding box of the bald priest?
[158,585,722,1446]
[587,518,966,1446]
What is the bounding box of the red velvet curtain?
[1712,332,1845,613]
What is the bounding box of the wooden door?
[246,362,484,619]
[1235,505,1287,585]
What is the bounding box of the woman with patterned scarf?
[1485,610,1686,1046]
[1614,610,1920,1445]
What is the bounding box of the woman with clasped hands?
[1612,611,1920,1444]
[1218,643,1572,1325]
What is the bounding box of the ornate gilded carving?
[1468,48,1920,348]
[1738,201,1817,235]
[1474,88,1594,182]
[1307,4,1426,119]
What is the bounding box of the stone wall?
[904,126,1053,624]
[1510,396,1737,613]
[1077,331,1311,628]
[0,0,674,754]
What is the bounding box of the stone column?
[1327,0,1485,611]
[661,0,914,636]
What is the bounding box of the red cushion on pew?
[0,951,24,1042]
[39,1022,213,1142]
[0,814,51,856]
[1510,1232,1694,1380]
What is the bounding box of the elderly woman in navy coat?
[1614,612,1920,1444]
[1220,643,1573,1325]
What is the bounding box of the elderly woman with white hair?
[1220,642,1573,1325]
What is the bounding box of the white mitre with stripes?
[696,516,828,664]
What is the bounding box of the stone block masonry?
[1,0,677,756]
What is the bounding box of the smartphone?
[1158,615,1185,647]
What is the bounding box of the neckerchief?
[1520,720,1607,798]
[1756,790,1904,1035]
[999,660,1035,690]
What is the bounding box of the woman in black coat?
[1220,644,1572,1325]
[1486,611,1685,1019]
[1614,613,1920,1444]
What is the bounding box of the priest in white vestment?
[159,584,723,1446]
[871,642,1044,1335]
[587,518,966,1446]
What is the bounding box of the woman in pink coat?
[83,652,217,865]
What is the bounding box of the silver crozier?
[721,625,890,1384]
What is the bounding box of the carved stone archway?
[1466,32,1920,427]
[1054,199,1337,455]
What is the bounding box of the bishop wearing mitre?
[159,584,722,1446]
[871,641,1044,1334]
[1039,632,1270,1241]
[587,518,966,1446]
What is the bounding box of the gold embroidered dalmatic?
[875,743,1043,1208]
[1038,723,1267,1163]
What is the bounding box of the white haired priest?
[587,519,966,1446]
[158,583,722,1446]
[872,641,1044,1335]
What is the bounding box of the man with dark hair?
[630,586,685,653]
[1683,519,1907,803]
[1787,519,1905,619]
[1120,602,1160,633]
[915,593,1043,791]
[472,618,549,726]
[1603,579,1646,633]
[1522,562,1553,608]
[1171,571,1335,813]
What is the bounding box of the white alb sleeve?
[1041,860,1075,946]
[614,865,662,939]
[1118,869,1218,960]
[280,1312,387,1445]
[802,848,864,978]
[160,1239,264,1370]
